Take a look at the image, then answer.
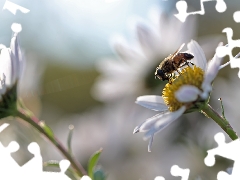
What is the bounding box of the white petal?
[175,85,200,103]
[201,43,223,99]
[134,106,185,142]
[148,135,154,152]
[135,95,168,111]
[0,48,12,86]
[10,33,23,82]
[92,77,138,101]
[133,112,167,134]
[148,106,186,137]
[159,10,196,52]
[148,6,161,27]
[96,58,133,76]
[187,40,207,71]
[136,23,160,57]
[112,36,145,65]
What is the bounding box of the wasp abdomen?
[183,53,194,59]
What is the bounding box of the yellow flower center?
[162,66,204,112]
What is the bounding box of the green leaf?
[88,148,103,179]
[67,125,74,156]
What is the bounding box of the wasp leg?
[178,63,187,68]
[166,74,172,84]
[176,69,181,75]
[179,61,195,69]
[179,62,188,68]
[186,62,194,67]
[168,78,172,84]
[187,62,195,68]
[170,73,175,80]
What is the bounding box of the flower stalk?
[201,104,238,140]
[14,103,87,177]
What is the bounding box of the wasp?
[155,43,194,83]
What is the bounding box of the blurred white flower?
[134,40,224,152]
[92,7,197,102]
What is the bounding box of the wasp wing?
[168,43,185,59]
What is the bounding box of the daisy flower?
[134,40,238,152]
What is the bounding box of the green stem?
[201,104,238,140]
[15,108,87,177]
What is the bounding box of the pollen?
[162,66,204,112]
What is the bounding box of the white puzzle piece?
[215,28,240,77]
[3,0,30,15]
[205,132,240,180]
[174,0,227,22]
[0,124,72,180]
[171,165,190,180]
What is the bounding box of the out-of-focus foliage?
[88,148,102,179]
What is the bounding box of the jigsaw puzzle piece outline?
[205,132,240,180]
[154,165,190,180]
[171,165,190,180]
[233,11,240,23]
[0,123,9,133]
[3,0,30,15]
[154,176,165,180]
[0,123,71,179]
[205,133,240,164]
[174,0,227,22]
[21,142,43,173]
[215,27,240,78]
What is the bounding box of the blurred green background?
[0,0,240,179]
